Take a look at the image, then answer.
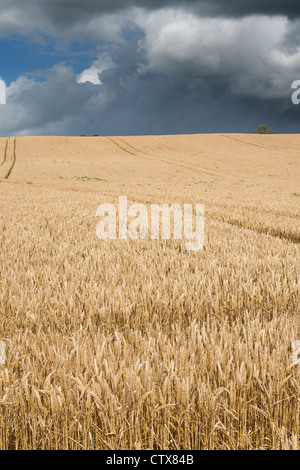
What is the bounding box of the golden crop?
[0,134,299,449]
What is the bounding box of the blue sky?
[0,33,102,83]
[0,1,300,136]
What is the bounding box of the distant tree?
[257,124,267,134]
[257,124,274,134]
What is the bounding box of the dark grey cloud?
[33,0,300,22]
[190,1,300,19]
[9,0,300,18]
[0,1,300,35]
[2,64,298,137]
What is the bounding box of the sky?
[0,0,300,136]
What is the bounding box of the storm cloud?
[1,1,300,31]
[0,1,299,136]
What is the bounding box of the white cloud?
[77,52,115,85]
[6,76,37,100]
[136,9,300,99]
[0,78,6,104]
[77,66,102,85]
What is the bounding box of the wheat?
[0,134,299,449]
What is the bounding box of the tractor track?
[106,137,139,157]
[0,137,17,180]
[107,136,217,177]
[221,134,300,154]
[218,217,300,245]
[0,139,8,167]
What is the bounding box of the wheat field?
[0,134,299,450]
